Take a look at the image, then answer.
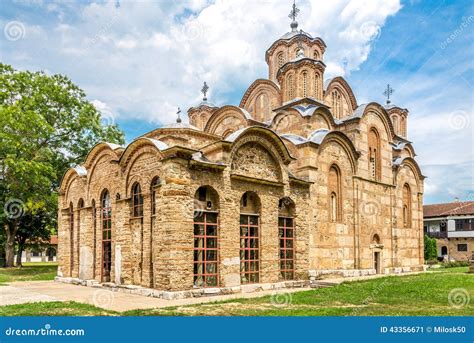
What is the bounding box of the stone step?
[310,281,339,288]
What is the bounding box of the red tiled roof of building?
[50,235,58,245]
[423,201,474,218]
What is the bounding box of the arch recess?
[226,126,294,165]
[83,142,123,169]
[318,131,360,174]
[324,77,358,111]
[204,105,251,136]
[395,157,425,188]
[239,79,281,116]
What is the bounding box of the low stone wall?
[308,265,426,281]
[55,276,309,300]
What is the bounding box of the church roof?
[105,142,123,150]
[292,104,328,117]
[191,151,225,166]
[275,97,329,111]
[307,128,330,144]
[144,137,169,150]
[160,122,200,130]
[281,133,308,145]
[280,29,313,40]
[73,165,87,177]
[190,99,218,109]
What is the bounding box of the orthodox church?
[58,4,424,297]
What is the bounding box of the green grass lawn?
[0,266,472,316]
[0,262,57,285]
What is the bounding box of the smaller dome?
[161,122,200,130]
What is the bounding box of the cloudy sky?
[1,0,473,204]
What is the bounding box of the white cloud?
[1,0,402,125]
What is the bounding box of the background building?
[424,200,474,261]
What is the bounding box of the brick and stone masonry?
[57,14,425,297]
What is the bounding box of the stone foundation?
[55,276,309,300]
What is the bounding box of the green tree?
[424,235,438,262]
[0,63,124,267]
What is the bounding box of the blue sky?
[1,0,473,204]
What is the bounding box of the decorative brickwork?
[58,22,424,294]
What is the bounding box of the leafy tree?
[15,196,57,266]
[0,63,124,267]
[424,235,438,262]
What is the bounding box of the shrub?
[424,235,438,262]
[441,261,470,268]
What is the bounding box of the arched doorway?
[371,234,382,274]
[193,186,219,287]
[441,246,448,256]
[240,191,261,284]
[46,247,56,262]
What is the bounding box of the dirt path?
[1,281,312,312]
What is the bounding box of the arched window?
[287,74,294,100]
[278,198,295,280]
[403,183,412,228]
[277,52,285,67]
[77,199,84,274]
[194,186,219,287]
[256,93,268,122]
[368,128,381,181]
[331,90,342,119]
[401,117,406,136]
[101,190,112,282]
[314,73,320,99]
[69,203,74,277]
[313,50,320,60]
[328,165,342,222]
[91,199,97,279]
[151,177,160,216]
[392,115,399,135]
[240,191,260,284]
[302,71,308,97]
[131,182,143,217]
[372,234,381,245]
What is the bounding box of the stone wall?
[58,98,424,292]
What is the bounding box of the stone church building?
[58,9,425,296]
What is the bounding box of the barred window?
[131,182,143,217]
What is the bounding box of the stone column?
[156,158,194,291]
[57,208,70,277]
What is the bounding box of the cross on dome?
[176,107,182,123]
[201,82,209,101]
[383,84,394,105]
[288,0,300,32]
